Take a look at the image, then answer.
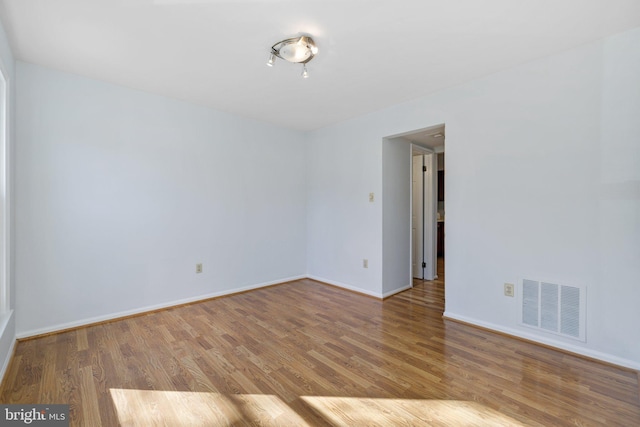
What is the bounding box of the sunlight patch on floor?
[110,388,238,426]
[300,396,527,427]
[110,388,525,426]
[109,389,309,426]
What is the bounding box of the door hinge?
[423,166,427,172]
[422,262,426,268]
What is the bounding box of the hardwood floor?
[1,262,638,426]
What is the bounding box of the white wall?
[307,27,640,369]
[593,27,640,363]
[306,123,383,296]
[0,17,15,382]
[15,63,307,336]
[382,138,411,295]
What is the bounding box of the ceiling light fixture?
[267,35,318,78]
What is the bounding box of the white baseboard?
[0,338,16,385]
[17,275,306,339]
[0,310,16,385]
[13,281,637,374]
[444,311,640,371]
[306,275,384,298]
[382,284,413,298]
[307,276,412,299]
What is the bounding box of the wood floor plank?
[79,365,102,426]
[1,258,638,426]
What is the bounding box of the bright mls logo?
[1,405,69,426]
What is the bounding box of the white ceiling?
[1,0,640,131]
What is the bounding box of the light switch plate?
[504,283,514,297]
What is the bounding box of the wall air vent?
[520,279,586,342]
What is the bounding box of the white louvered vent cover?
[521,279,586,341]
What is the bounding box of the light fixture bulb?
[266,53,276,67]
[268,35,317,77]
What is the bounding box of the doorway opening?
[412,147,435,280]
[408,125,445,282]
[381,123,445,299]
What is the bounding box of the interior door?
[412,155,424,279]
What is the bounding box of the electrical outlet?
[504,283,514,297]
[363,259,368,268]
[196,263,203,274]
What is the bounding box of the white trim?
[382,284,412,298]
[0,336,15,384]
[17,274,408,337]
[0,57,9,315]
[0,310,15,384]
[385,123,446,142]
[17,275,306,339]
[19,274,414,339]
[306,275,383,299]
[444,311,640,371]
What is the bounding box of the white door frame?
[0,58,9,315]
[411,145,436,280]
[425,153,438,280]
[412,154,424,279]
